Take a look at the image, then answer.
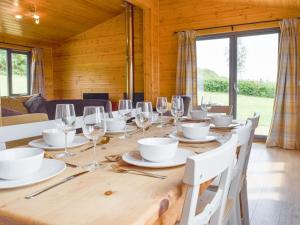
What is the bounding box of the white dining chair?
[178,134,238,225]
[0,116,84,148]
[223,120,253,225]
[239,113,260,225]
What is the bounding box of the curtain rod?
[0,41,33,49]
[174,17,300,34]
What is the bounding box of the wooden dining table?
[0,120,233,225]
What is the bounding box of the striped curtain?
[266,18,299,150]
[176,30,198,107]
[30,48,45,96]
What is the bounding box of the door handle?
[234,83,239,93]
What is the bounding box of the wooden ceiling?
[212,0,300,8]
[0,0,124,45]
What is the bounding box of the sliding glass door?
[196,38,230,106]
[196,29,279,137]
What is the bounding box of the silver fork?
[111,165,167,179]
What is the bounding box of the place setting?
[29,104,89,153]
[210,115,240,129]
[29,129,89,150]
[169,122,218,143]
[119,98,195,170]
[0,147,66,189]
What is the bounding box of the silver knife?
[25,171,89,199]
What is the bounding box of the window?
[0,48,31,96]
[196,29,279,137]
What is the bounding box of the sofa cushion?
[45,100,83,120]
[1,107,23,117]
[23,94,47,113]
[1,96,29,114]
[44,99,112,120]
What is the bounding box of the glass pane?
[196,38,230,106]
[12,53,29,95]
[0,49,8,96]
[237,33,279,136]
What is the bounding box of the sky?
[196,33,279,82]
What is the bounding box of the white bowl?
[211,115,233,127]
[190,110,207,120]
[42,129,76,147]
[107,118,126,132]
[0,148,44,180]
[181,123,210,140]
[137,138,178,162]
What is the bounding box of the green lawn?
[202,92,274,135]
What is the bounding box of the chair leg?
[235,195,242,225]
[240,180,250,225]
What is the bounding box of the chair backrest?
[0,113,49,148]
[180,95,191,116]
[228,121,252,200]
[243,112,260,172]
[208,105,233,115]
[179,134,238,225]
[0,116,83,144]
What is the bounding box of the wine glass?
[200,95,212,112]
[135,102,153,136]
[55,104,76,158]
[171,96,184,127]
[156,97,168,128]
[118,99,133,139]
[82,106,106,171]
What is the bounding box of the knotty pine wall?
[53,8,143,102]
[158,0,300,99]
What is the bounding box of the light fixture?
[13,3,41,24]
[13,0,19,6]
[15,14,23,19]
[33,14,40,24]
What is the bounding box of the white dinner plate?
[122,148,194,168]
[106,125,137,134]
[210,122,240,129]
[183,117,211,122]
[0,159,66,189]
[169,131,218,143]
[28,136,89,150]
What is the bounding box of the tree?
[0,51,27,76]
[0,50,7,76]
[224,39,247,76]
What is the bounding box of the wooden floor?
[248,143,300,225]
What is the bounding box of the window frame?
[196,28,280,140]
[0,47,32,96]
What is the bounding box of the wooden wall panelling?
[53,13,126,101]
[53,10,144,102]
[159,0,300,99]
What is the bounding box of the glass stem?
[142,127,145,136]
[124,123,128,138]
[160,113,163,127]
[92,139,97,165]
[64,131,68,154]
